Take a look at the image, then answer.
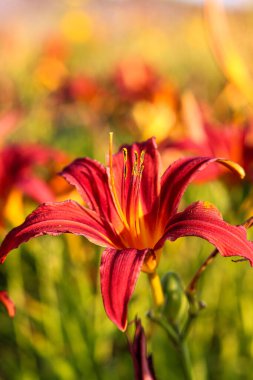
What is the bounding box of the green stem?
[181,314,196,341]
[186,248,218,295]
[147,311,179,346]
[178,340,195,380]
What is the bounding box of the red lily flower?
[0,290,15,317]
[0,143,67,226]
[0,136,252,330]
[0,143,67,205]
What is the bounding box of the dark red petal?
[61,157,121,227]
[0,290,15,317]
[157,201,253,265]
[1,144,67,168]
[100,248,147,331]
[129,319,157,380]
[159,156,244,224]
[0,200,122,264]
[111,138,161,230]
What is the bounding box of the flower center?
[109,134,160,250]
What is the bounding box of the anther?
[122,148,128,179]
[132,151,139,176]
[139,150,145,175]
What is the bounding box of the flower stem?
[147,311,179,346]
[178,340,195,380]
[186,248,218,295]
[147,311,195,380]
[148,272,165,306]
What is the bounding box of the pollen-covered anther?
[122,148,128,179]
[132,151,139,176]
[139,150,145,175]
[131,150,145,177]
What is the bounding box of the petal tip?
[217,158,245,179]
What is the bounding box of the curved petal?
[159,138,207,156]
[1,144,67,168]
[156,201,253,265]
[111,138,161,231]
[0,200,122,264]
[0,144,67,202]
[61,157,121,227]
[17,176,55,203]
[159,156,245,224]
[100,248,147,331]
[0,290,15,317]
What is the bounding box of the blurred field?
[1,1,253,379]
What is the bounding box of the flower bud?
[161,272,188,325]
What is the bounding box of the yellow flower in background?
[3,190,25,227]
[60,10,93,44]
[132,100,176,143]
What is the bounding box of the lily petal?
[17,176,55,203]
[100,248,147,331]
[0,200,122,264]
[61,157,121,226]
[159,156,245,224]
[0,290,15,317]
[157,201,253,265]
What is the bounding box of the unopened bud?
[161,272,188,325]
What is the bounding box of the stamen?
[140,150,145,166]
[109,133,129,229]
[122,148,128,179]
[132,151,139,176]
[131,150,145,239]
[139,151,144,173]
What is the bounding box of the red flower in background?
[0,290,15,317]
[0,144,66,204]
[0,136,252,330]
[159,93,253,181]
[55,74,104,106]
[113,58,160,102]
[0,144,67,225]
